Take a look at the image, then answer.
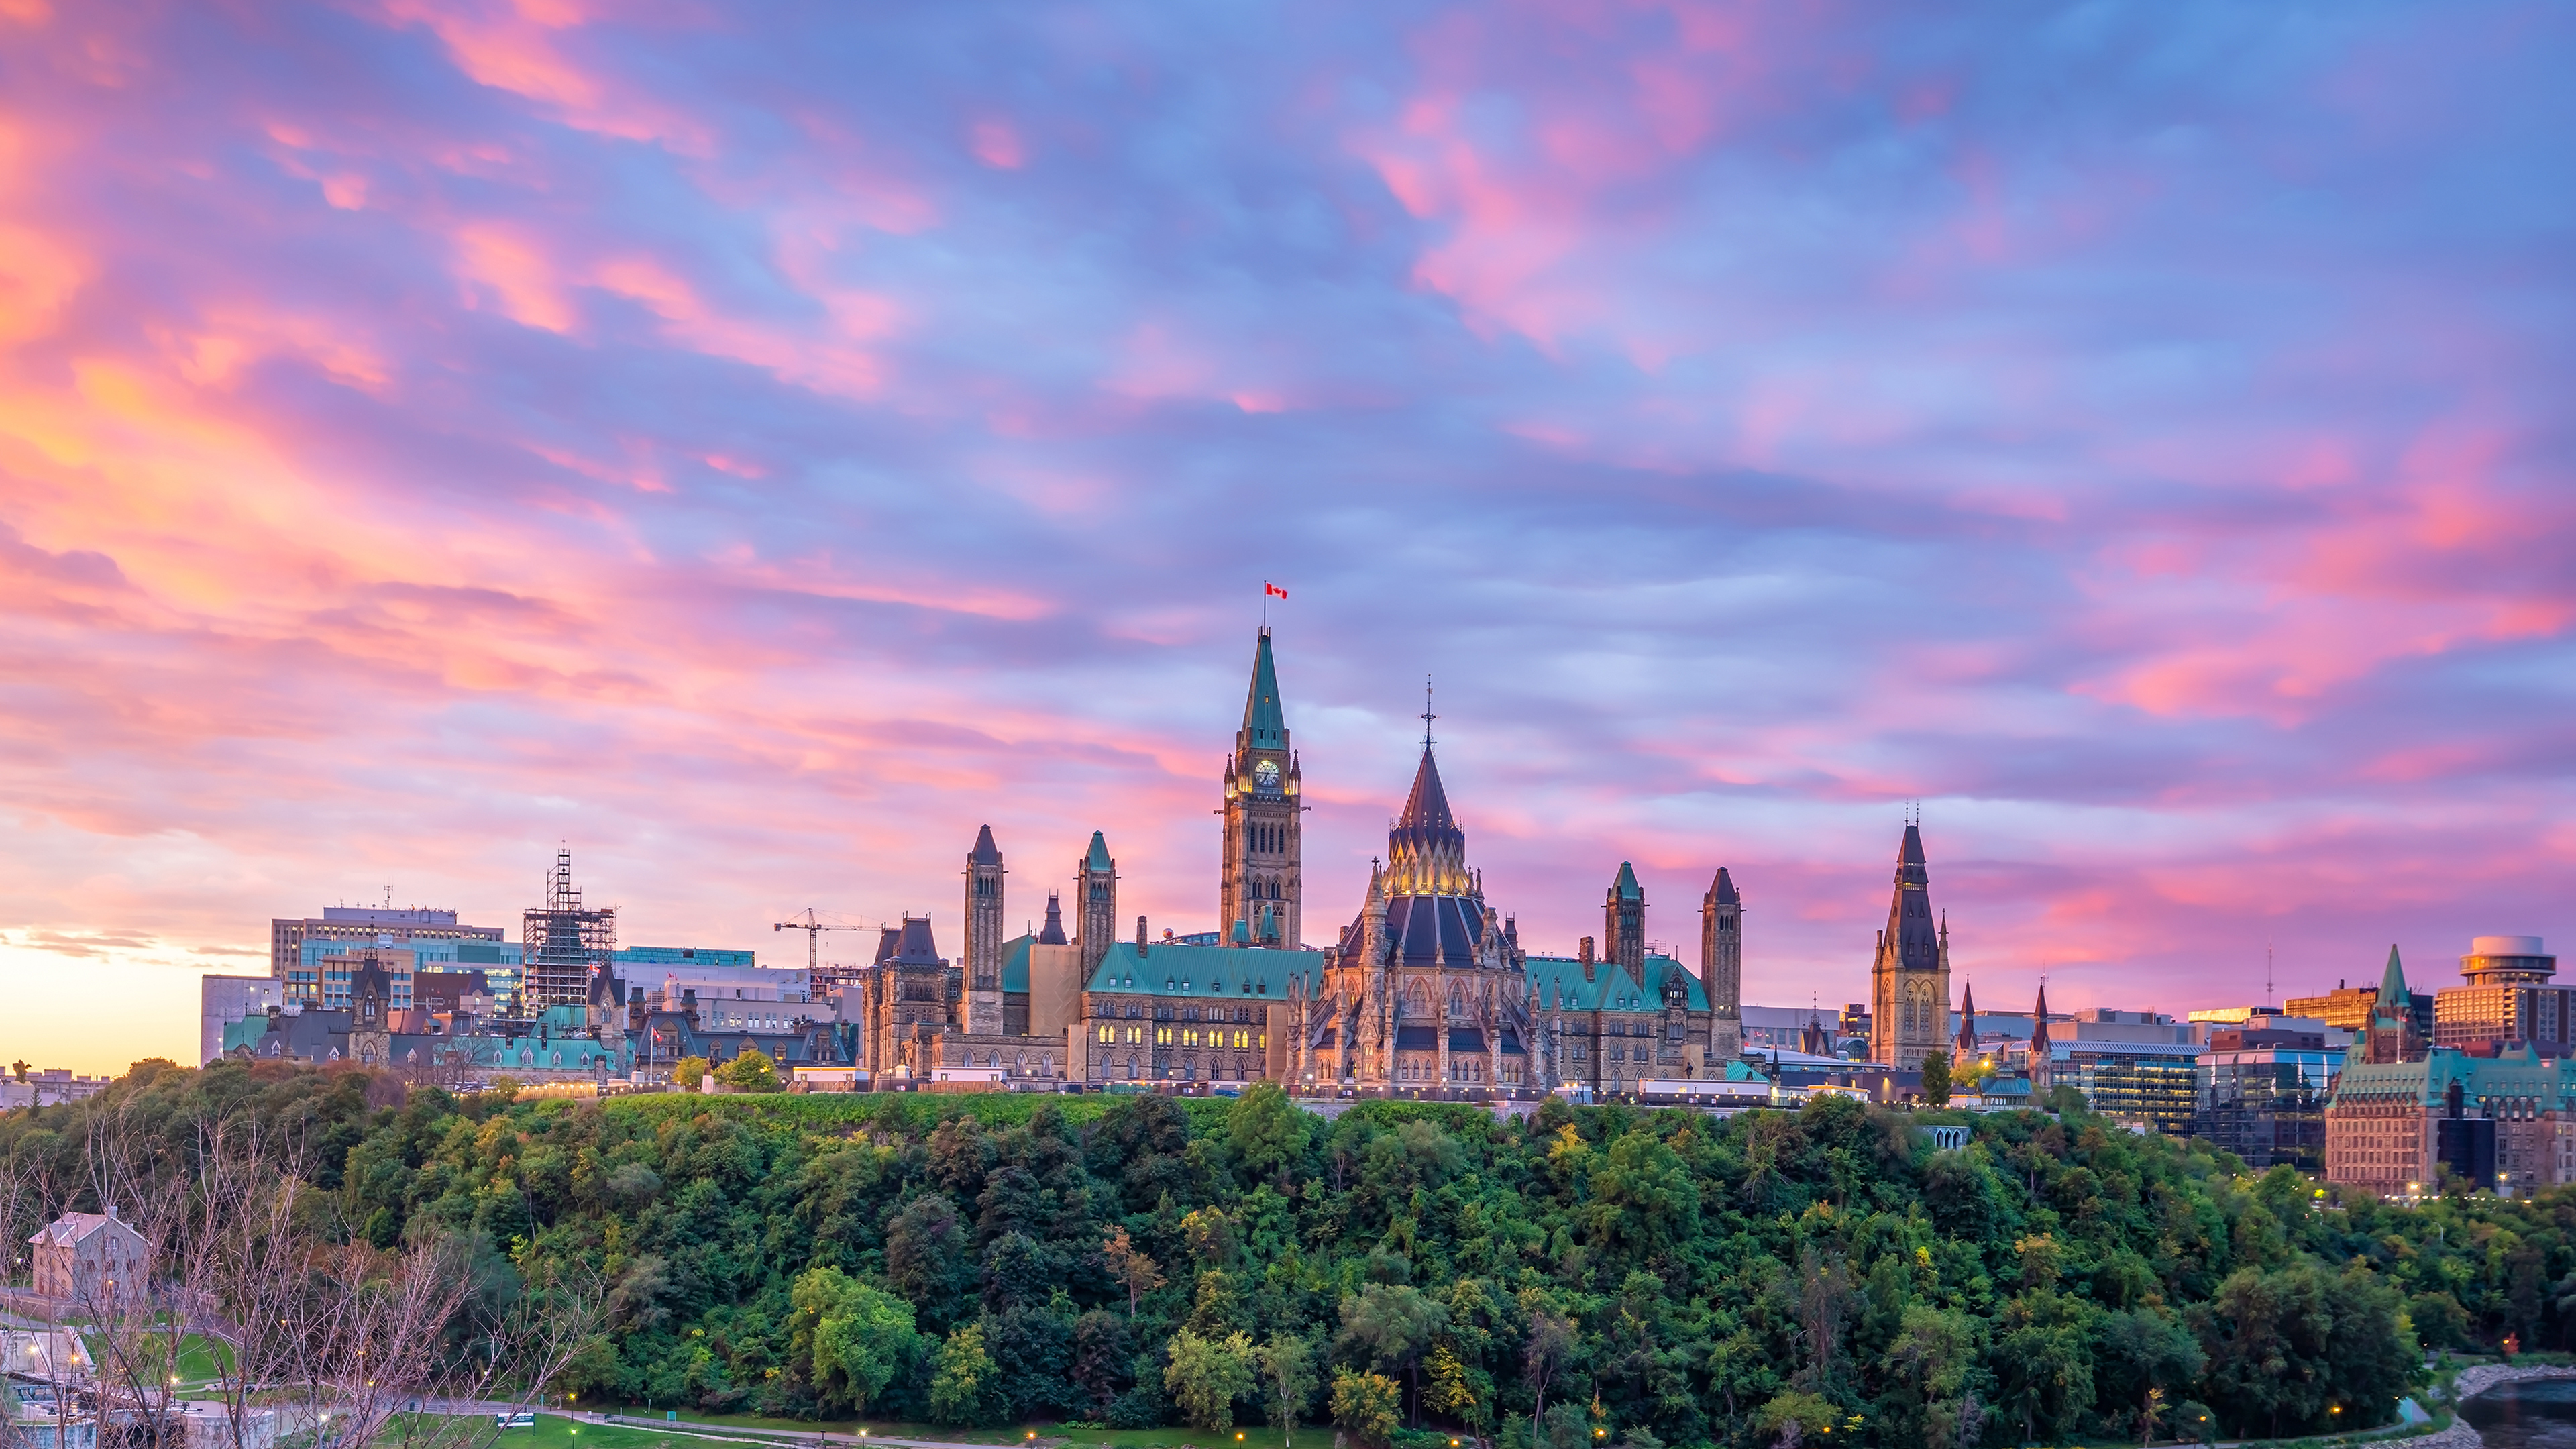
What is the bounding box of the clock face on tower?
[1254,759,1281,790]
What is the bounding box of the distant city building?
[199,974,282,1065]
[301,943,415,1013]
[1742,1004,1861,1055]
[2434,935,2572,1054]
[268,904,504,1009]
[2287,973,2433,1039]
[1868,822,1952,1070]
[0,1069,111,1110]
[615,945,757,969]
[2019,1005,2203,1132]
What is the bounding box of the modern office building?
[2021,1008,2204,1132]
[2198,1020,2343,1169]
[268,904,506,1008]
[2434,935,2573,1054]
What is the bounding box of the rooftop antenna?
[2266,938,2275,1008]
[1421,676,1436,749]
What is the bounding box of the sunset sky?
[3,1,2571,1077]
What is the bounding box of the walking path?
[438,1403,1042,1449]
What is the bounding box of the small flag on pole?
[1264,582,1288,599]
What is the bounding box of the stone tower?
[1603,863,1646,981]
[1221,628,1302,948]
[1699,867,1743,1061]
[1869,821,1953,1070]
[963,824,1004,1034]
[1075,831,1118,976]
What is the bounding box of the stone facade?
[1869,823,1952,1071]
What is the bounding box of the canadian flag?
[1263,582,1288,599]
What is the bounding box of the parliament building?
[847,627,1754,1094]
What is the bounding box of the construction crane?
[772,908,867,985]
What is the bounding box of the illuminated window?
[1098,1025,1114,1043]
[1258,1032,1267,1049]
[1156,1027,1172,1045]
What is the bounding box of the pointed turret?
[1711,867,1739,905]
[1037,892,1067,945]
[1075,832,1118,974]
[1240,627,1287,751]
[2029,982,2051,1090]
[970,824,1001,866]
[1955,979,1978,1052]
[2375,944,2408,1006]
[1603,862,1646,980]
[1398,745,1456,830]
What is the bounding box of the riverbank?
[2407,1365,2576,1449]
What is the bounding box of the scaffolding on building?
[523,847,615,1009]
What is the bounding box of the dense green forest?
[7,1061,2573,1449]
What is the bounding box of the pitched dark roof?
[1398,746,1454,830]
[1710,867,1739,905]
[969,824,1001,866]
[891,915,944,965]
[1037,892,1067,945]
[1242,629,1287,749]
[1882,823,1941,972]
[1611,861,1643,900]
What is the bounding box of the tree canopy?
[5,1065,2563,1448]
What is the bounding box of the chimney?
[1136,915,1149,957]
[106,1205,119,1221]
[1580,936,1596,982]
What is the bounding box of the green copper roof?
[1085,941,1328,997]
[1000,934,1032,994]
[1524,953,1709,1013]
[1242,629,1287,748]
[2376,943,2408,1005]
[1085,830,1114,871]
[2334,1042,2576,1108]
[1612,861,1643,900]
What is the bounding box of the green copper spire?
[1613,861,1644,900]
[1085,830,1114,871]
[1241,627,1287,749]
[2377,943,2408,1004]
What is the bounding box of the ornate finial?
[1421,675,1436,749]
